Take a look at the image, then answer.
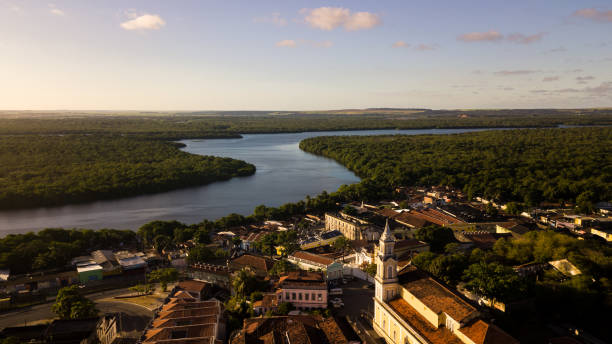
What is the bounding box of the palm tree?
[232,268,254,297]
[333,236,351,262]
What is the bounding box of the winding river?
[0,128,503,235]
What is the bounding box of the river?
[0,128,504,234]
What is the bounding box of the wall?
[278,287,327,309]
[400,287,441,328]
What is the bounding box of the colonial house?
[287,251,343,281]
[325,212,381,241]
[230,253,274,277]
[252,293,278,315]
[373,220,519,344]
[177,280,210,300]
[275,271,328,311]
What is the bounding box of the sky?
[0,0,611,111]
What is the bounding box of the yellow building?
[373,220,519,344]
[590,227,612,242]
[325,212,380,241]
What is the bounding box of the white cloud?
[344,11,381,31]
[300,7,380,31]
[507,32,545,44]
[542,76,559,82]
[458,30,503,42]
[48,4,64,16]
[275,39,333,48]
[392,41,409,48]
[573,8,612,23]
[120,14,166,31]
[253,12,287,27]
[276,39,296,48]
[458,31,545,44]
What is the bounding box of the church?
[373,221,519,344]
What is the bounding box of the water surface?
[0,128,498,234]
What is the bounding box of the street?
[333,278,385,344]
[0,287,153,330]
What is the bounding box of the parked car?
[329,288,343,296]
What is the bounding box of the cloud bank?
[300,7,380,31]
[573,8,612,23]
[458,31,544,44]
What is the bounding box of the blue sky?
[0,0,611,110]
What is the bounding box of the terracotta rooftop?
[278,271,326,289]
[415,208,465,226]
[458,320,519,344]
[152,315,219,329]
[231,254,274,274]
[291,251,334,266]
[231,316,347,344]
[399,267,477,323]
[394,239,429,250]
[394,212,432,228]
[172,291,197,300]
[377,208,401,219]
[144,324,215,342]
[178,280,209,294]
[387,298,463,344]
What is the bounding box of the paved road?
[333,278,385,344]
[0,288,153,329]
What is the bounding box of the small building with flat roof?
[76,263,104,283]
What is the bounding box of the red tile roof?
[291,251,334,266]
[387,298,463,344]
[399,267,477,323]
[278,271,326,289]
[458,320,519,344]
[231,254,274,274]
[178,280,209,294]
[231,316,348,344]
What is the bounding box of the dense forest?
[0,135,255,209]
[0,109,611,139]
[300,127,612,206]
[0,228,138,274]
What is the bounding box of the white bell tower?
[374,219,398,302]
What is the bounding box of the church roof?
[387,298,463,344]
[398,267,477,323]
[458,320,519,344]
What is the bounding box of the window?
[387,266,393,279]
[298,293,302,300]
[312,293,315,300]
[292,293,296,300]
[317,293,322,301]
[305,293,309,301]
[285,292,289,300]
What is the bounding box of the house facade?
[287,251,343,281]
[275,271,328,311]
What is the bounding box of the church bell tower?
[375,219,398,302]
